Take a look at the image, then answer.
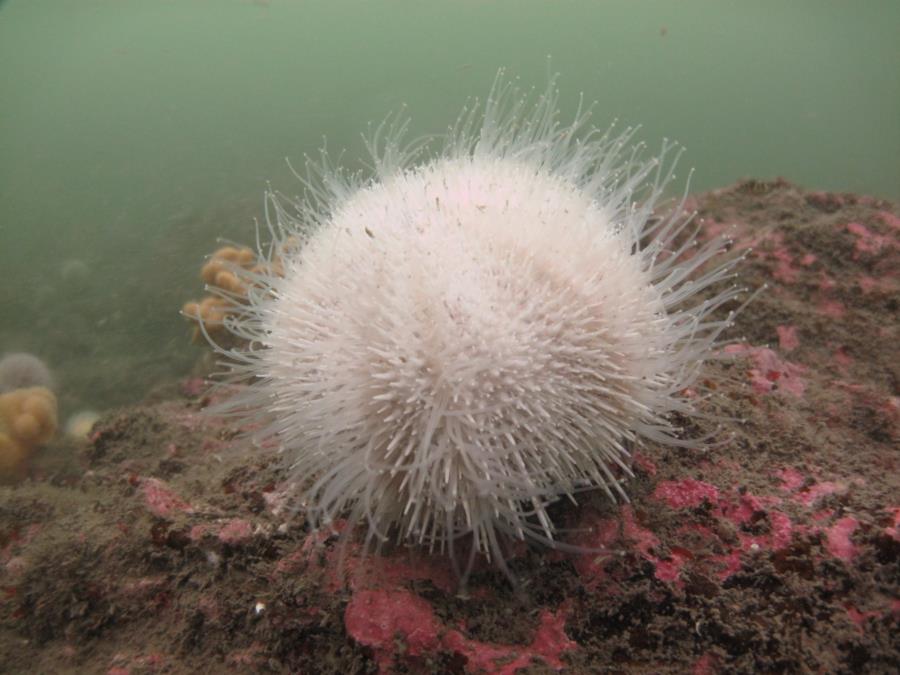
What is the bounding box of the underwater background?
[1,0,898,417]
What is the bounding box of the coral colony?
[0,353,58,481]
[189,74,744,579]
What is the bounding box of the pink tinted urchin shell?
[210,76,744,574]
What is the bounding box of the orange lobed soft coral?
[182,243,292,345]
[0,386,58,481]
[182,245,258,343]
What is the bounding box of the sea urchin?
[207,75,744,577]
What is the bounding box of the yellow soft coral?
[182,241,297,345]
[0,386,58,481]
[182,245,257,343]
[182,296,233,337]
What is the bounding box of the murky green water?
[1,0,898,416]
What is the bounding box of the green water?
[1,0,898,415]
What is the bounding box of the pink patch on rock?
[883,507,900,541]
[833,346,853,368]
[817,272,837,292]
[655,548,692,584]
[723,344,806,397]
[572,506,686,587]
[795,481,846,506]
[692,652,720,675]
[806,191,844,211]
[180,377,207,398]
[345,589,441,672]
[595,478,805,585]
[119,576,167,600]
[611,507,691,587]
[1,523,41,565]
[445,606,577,674]
[857,275,880,293]
[776,325,799,352]
[218,519,253,545]
[188,524,208,542]
[825,516,859,562]
[273,547,307,576]
[771,247,800,283]
[197,595,222,623]
[768,511,794,550]
[721,492,766,526]
[226,642,264,667]
[262,485,293,516]
[774,467,805,492]
[289,525,457,595]
[876,210,900,230]
[818,299,846,319]
[651,477,813,581]
[712,550,744,581]
[846,221,893,257]
[845,605,881,634]
[346,589,576,674]
[522,607,577,670]
[4,556,26,578]
[652,479,719,510]
[571,514,620,586]
[358,553,456,595]
[715,491,795,559]
[140,478,193,519]
[622,506,660,559]
[632,451,657,476]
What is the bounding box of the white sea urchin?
[208,75,744,576]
